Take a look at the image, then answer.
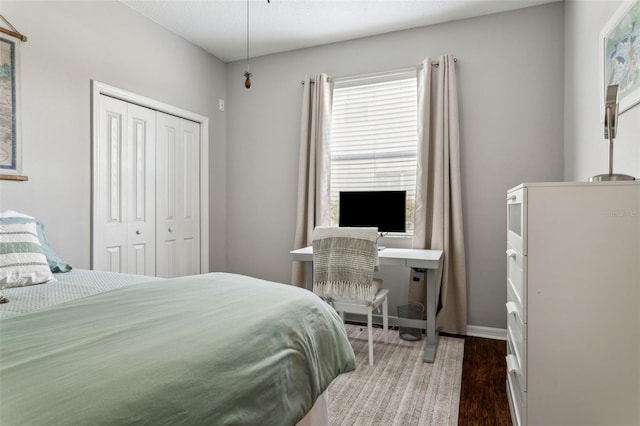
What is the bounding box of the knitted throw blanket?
[312,226,379,303]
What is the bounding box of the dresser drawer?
[506,245,526,318]
[507,333,526,423]
[506,360,524,426]
[506,188,526,255]
[507,277,524,323]
[506,311,526,391]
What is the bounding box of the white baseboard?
[466,325,507,340]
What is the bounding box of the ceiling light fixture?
[244,0,270,89]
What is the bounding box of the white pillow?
[0,210,35,219]
[0,222,54,288]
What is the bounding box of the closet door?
[94,96,156,274]
[156,112,201,278]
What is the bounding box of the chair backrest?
[311,226,379,302]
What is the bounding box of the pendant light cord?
[245,0,270,87]
[246,0,250,73]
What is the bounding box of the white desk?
[290,246,444,363]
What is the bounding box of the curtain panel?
[411,54,467,335]
[291,74,333,287]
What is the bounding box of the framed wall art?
[0,15,27,181]
[600,0,640,117]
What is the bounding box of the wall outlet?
[218,99,225,111]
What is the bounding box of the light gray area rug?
[328,324,464,426]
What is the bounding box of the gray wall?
[0,1,229,272]
[225,3,565,330]
[564,0,640,181]
[3,1,607,331]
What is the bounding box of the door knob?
[136,230,141,235]
[168,227,174,232]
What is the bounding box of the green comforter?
[0,272,356,425]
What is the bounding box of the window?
[329,72,417,233]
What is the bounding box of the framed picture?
[600,0,640,118]
[0,33,22,177]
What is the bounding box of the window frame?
[328,70,418,236]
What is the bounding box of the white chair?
[311,226,389,366]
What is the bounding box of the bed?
[0,229,356,425]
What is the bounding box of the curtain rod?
[301,57,457,85]
[0,14,28,42]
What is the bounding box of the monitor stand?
[376,232,387,251]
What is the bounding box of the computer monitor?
[338,191,406,233]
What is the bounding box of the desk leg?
[423,268,439,363]
[304,261,313,292]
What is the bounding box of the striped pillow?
[0,222,54,288]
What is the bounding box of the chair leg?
[367,307,374,366]
[383,296,389,344]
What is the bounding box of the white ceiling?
[120,0,559,63]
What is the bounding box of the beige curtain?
[291,74,333,287]
[411,54,467,335]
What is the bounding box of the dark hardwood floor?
[458,336,512,426]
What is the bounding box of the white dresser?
[505,181,640,426]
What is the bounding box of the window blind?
[329,75,418,232]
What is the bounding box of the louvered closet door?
[156,112,201,278]
[94,96,156,274]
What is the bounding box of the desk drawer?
[380,257,409,267]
